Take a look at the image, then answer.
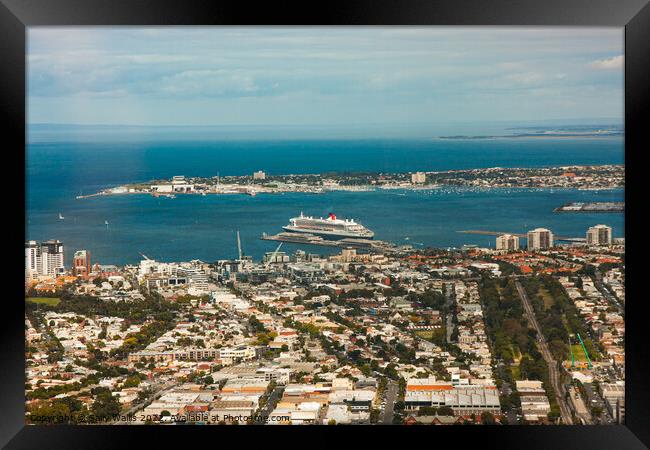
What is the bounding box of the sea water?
[27,134,624,265]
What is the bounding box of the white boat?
[58,213,64,220]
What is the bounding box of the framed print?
[2,0,648,448]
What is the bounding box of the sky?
[27,27,624,128]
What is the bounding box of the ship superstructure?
[282,212,374,239]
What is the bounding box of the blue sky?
[28,27,623,127]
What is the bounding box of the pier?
[260,232,403,252]
[75,193,103,199]
[554,202,624,212]
[457,230,586,243]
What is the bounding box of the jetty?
[260,232,404,253]
[75,193,103,199]
[554,202,624,212]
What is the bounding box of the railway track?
[515,280,574,425]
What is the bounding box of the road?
[583,382,615,425]
[514,279,573,425]
[568,386,592,425]
[496,373,520,425]
[382,381,398,424]
[444,282,455,343]
[255,386,284,424]
[593,270,623,313]
[113,380,177,424]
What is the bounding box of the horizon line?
[28,119,624,129]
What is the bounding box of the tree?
[91,388,121,419]
[328,419,337,425]
[28,401,72,424]
[122,375,141,388]
[418,406,438,416]
[437,406,454,416]
[481,412,496,425]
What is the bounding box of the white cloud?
[590,55,623,69]
[26,27,624,124]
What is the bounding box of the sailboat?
[104,220,109,228]
[58,213,64,220]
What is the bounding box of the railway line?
[514,279,574,425]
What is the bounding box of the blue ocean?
[26,129,625,266]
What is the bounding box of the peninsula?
[81,164,624,199]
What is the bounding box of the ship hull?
[282,225,374,240]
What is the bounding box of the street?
[444,283,455,344]
[594,270,623,314]
[583,382,615,424]
[113,380,177,424]
[381,381,398,424]
[568,386,592,425]
[255,385,284,424]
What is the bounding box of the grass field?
[538,287,555,310]
[415,331,434,339]
[510,344,522,362]
[511,365,521,381]
[26,297,60,306]
[569,344,589,362]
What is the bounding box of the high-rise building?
[411,172,426,184]
[181,268,209,291]
[527,228,554,250]
[41,240,65,276]
[25,240,65,277]
[73,250,91,276]
[586,224,612,246]
[496,234,520,251]
[253,170,266,180]
[25,241,40,279]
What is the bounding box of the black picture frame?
[3,0,648,448]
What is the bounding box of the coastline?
[79,164,624,200]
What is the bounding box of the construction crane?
[577,333,593,369]
[236,231,243,261]
[265,242,283,269]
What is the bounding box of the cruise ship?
[283,212,374,239]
